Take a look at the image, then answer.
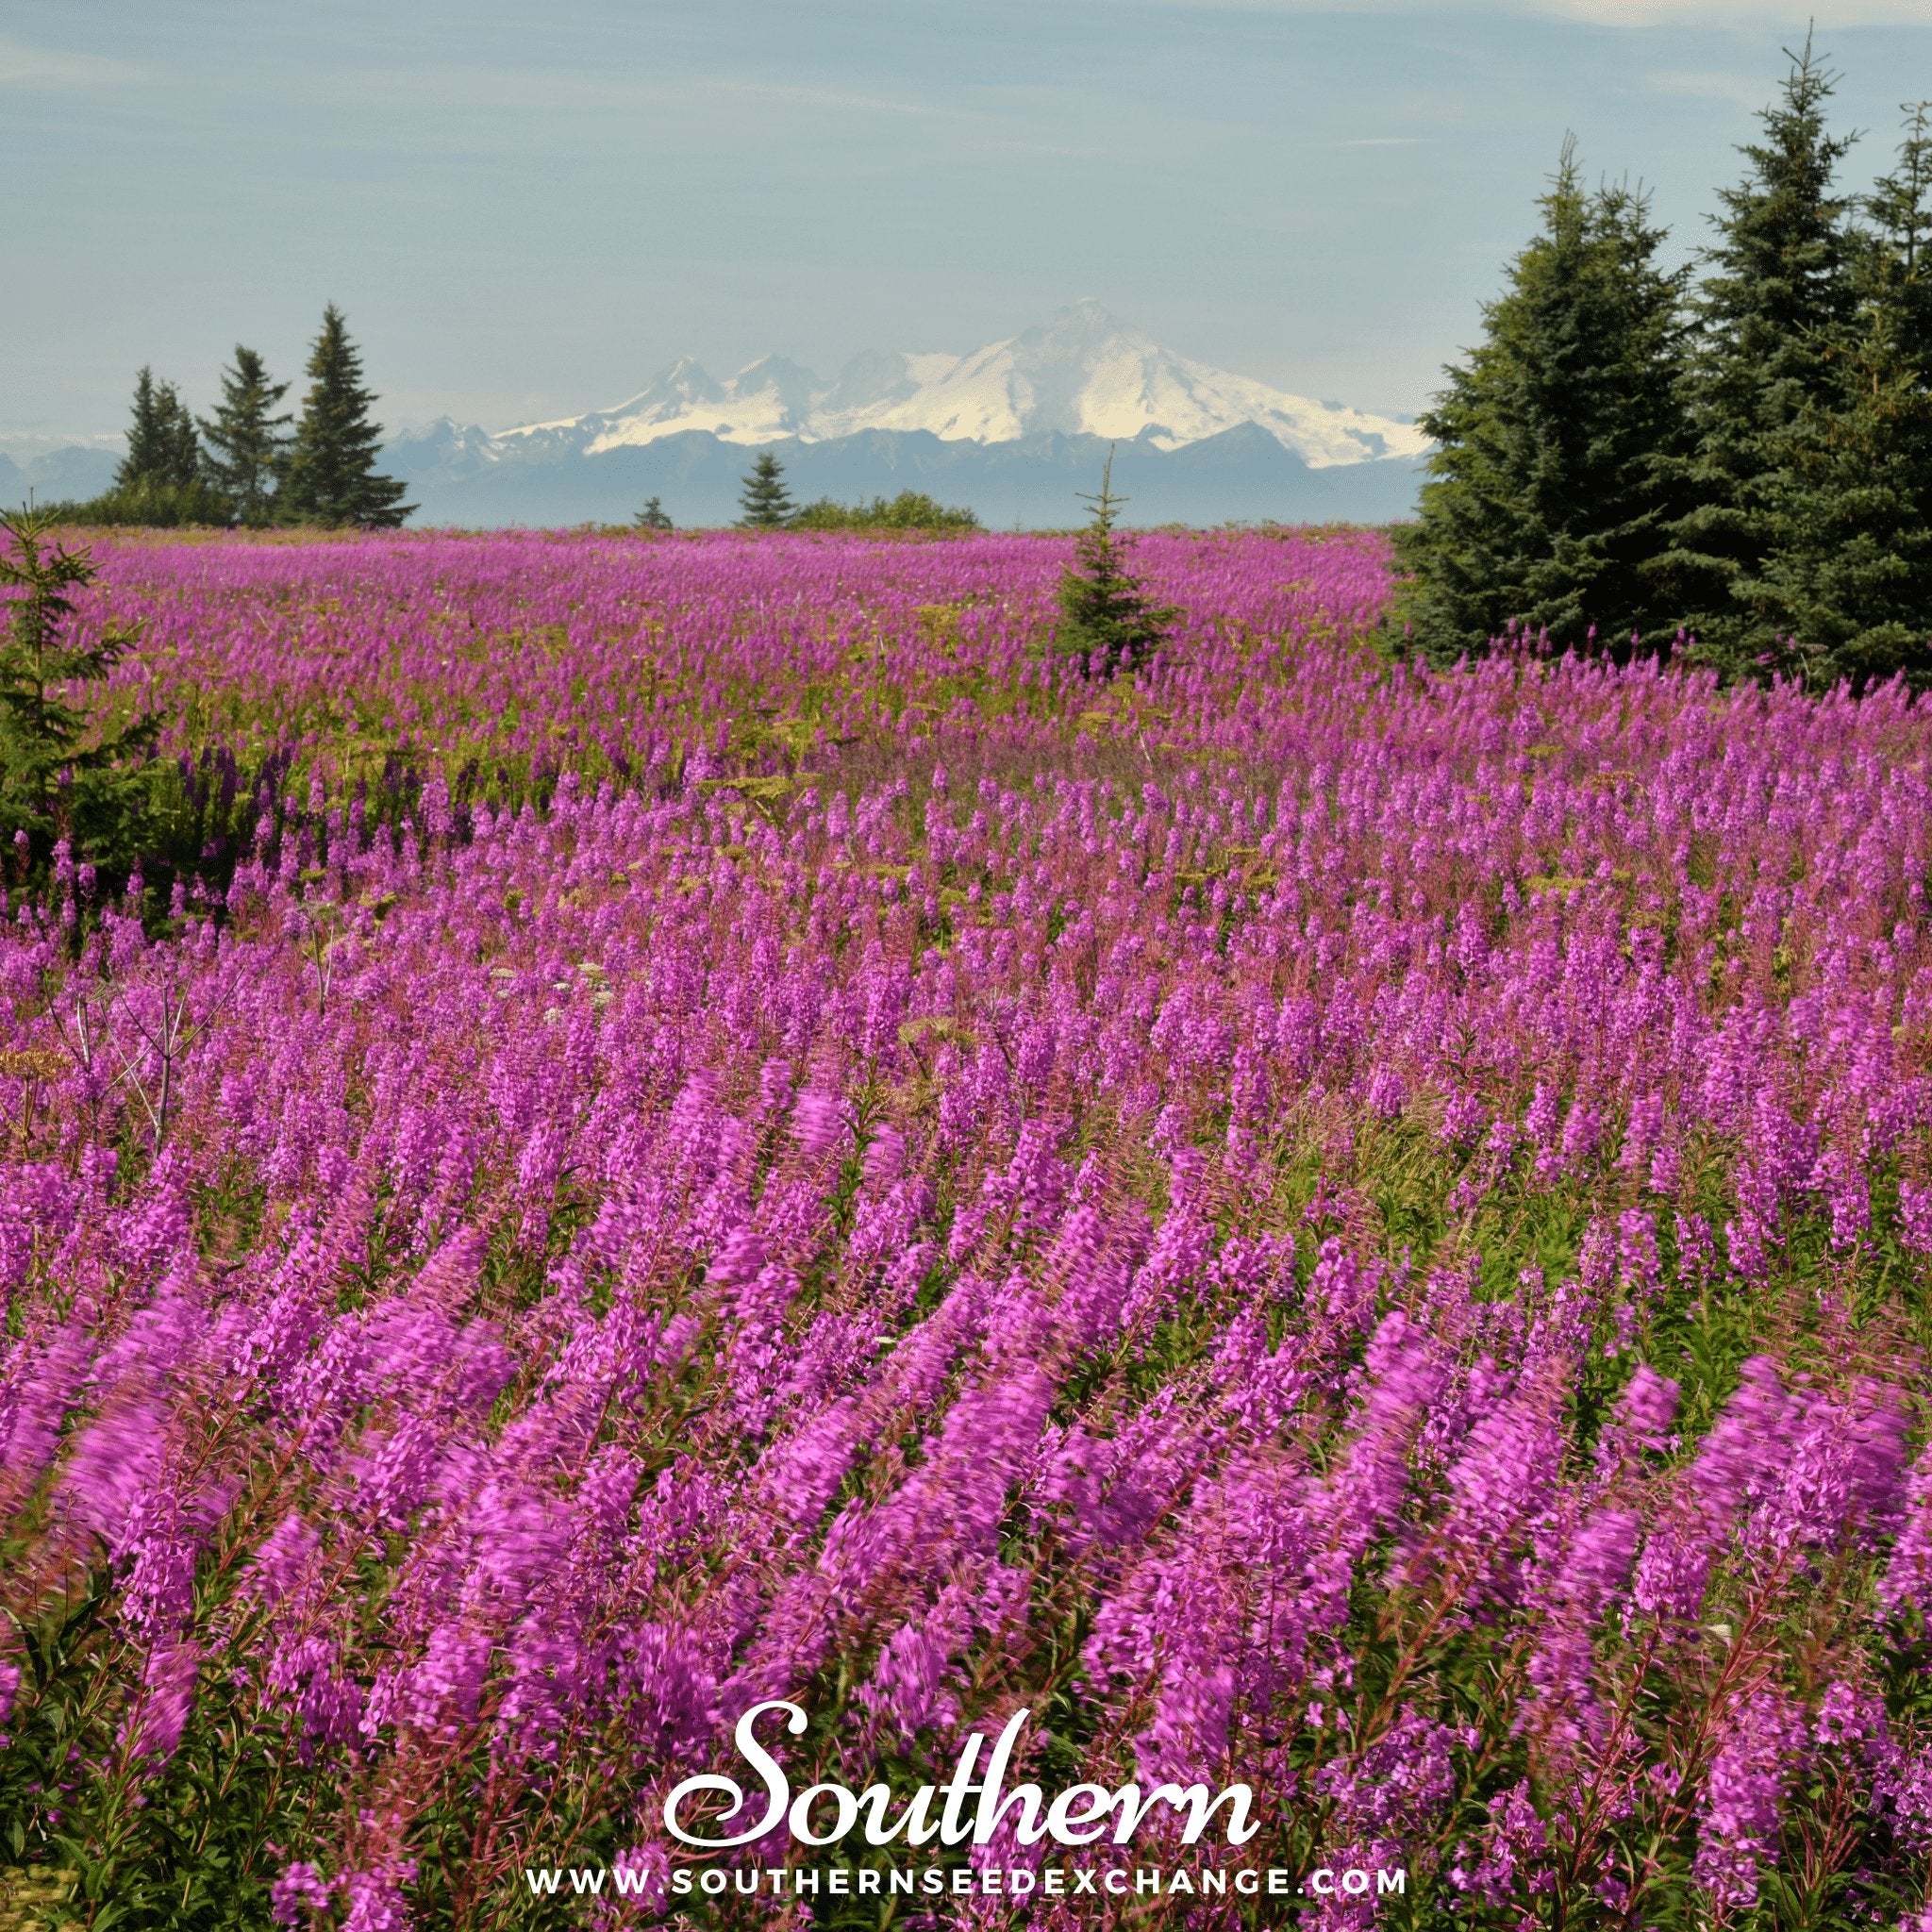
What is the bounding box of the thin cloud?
[305,63,972,125]
[1643,66,1776,104]
[707,78,973,123]
[1539,0,1926,21]
[1120,0,1927,20]
[0,36,142,89]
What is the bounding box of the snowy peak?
[493,305,1426,469]
[388,418,504,468]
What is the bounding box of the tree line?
[66,305,412,531]
[1402,42,1932,691]
[728,450,980,533]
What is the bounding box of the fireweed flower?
[269,1861,334,1926]
[1591,1363,1679,1482]
[1898,1179,1932,1255]
[1525,1505,1641,1747]
[1693,1687,1808,1911]
[3,529,1932,1913]
[118,1640,201,1768]
[1449,1779,1551,1907]
[336,1858,419,1932]
[1628,1502,1716,1629]
[1313,1713,1467,1920]
[791,1089,849,1164]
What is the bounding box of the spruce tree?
[198,345,291,527]
[634,494,674,531]
[1867,103,1932,359]
[1399,142,1692,666]
[1054,449,1174,680]
[113,368,203,492]
[115,367,160,488]
[1662,39,1862,675]
[0,507,159,871]
[1741,104,1932,689]
[103,368,225,525]
[737,452,794,528]
[279,306,413,529]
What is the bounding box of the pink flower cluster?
[1,526,1931,1924]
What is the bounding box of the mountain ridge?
[488,301,1426,469]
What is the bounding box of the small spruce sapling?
[737,452,794,528]
[1054,448,1174,679]
[0,506,160,876]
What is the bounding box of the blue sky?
[6,0,1929,444]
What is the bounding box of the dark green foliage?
[0,506,159,874]
[791,489,981,533]
[1399,141,1693,666]
[198,345,292,528]
[278,306,413,530]
[1405,44,1932,694]
[1867,103,1932,358]
[736,450,794,528]
[0,1574,342,1932]
[1662,40,1865,675]
[1735,103,1932,691]
[93,367,230,526]
[634,493,674,531]
[1054,450,1175,679]
[115,367,202,494]
[66,474,237,530]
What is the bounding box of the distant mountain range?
[10,304,1431,529]
[494,302,1426,462]
[0,443,122,506]
[391,304,1427,528]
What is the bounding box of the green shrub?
[791,490,980,533]
[46,475,237,529]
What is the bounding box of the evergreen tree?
[114,367,163,489]
[279,306,413,529]
[113,368,203,492]
[102,367,225,525]
[0,507,159,872]
[1054,449,1174,680]
[1399,142,1693,666]
[1740,104,1932,689]
[1867,101,1932,347]
[736,452,794,528]
[634,494,674,531]
[198,345,291,527]
[1662,39,1862,674]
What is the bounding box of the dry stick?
[111,967,236,1151]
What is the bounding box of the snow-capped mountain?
[491,302,1425,469]
[380,304,1431,527]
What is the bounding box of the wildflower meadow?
[3,525,1932,1930]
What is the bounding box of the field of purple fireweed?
[4,526,1932,1931]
